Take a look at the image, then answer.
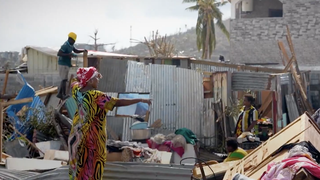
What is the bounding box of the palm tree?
[183,0,229,59]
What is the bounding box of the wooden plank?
[283,56,294,72]
[13,128,45,155]
[35,87,58,97]
[83,51,88,67]
[1,70,10,100]
[0,103,3,163]
[285,26,313,113]
[193,161,239,179]
[2,97,33,107]
[259,92,272,115]
[43,93,52,106]
[278,41,290,64]
[223,114,311,180]
[189,60,283,73]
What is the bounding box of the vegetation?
[131,30,176,57]
[20,106,58,138]
[183,0,230,59]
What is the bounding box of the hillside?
[117,19,230,60]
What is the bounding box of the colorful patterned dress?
[68,82,117,180]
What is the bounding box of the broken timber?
[0,97,33,163]
[223,113,320,179]
[278,25,313,114]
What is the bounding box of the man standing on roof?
[57,32,87,100]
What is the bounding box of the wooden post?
[1,70,9,95]
[1,70,10,103]
[0,103,3,163]
[83,51,88,67]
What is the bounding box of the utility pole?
[130,26,132,47]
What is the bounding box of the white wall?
[27,49,78,74]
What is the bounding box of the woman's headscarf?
[76,67,98,88]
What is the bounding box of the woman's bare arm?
[115,99,151,107]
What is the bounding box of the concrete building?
[229,0,320,66]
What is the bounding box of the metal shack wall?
[232,71,276,91]
[99,59,128,92]
[176,67,203,138]
[121,62,204,142]
[27,48,58,74]
[125,61,151,93]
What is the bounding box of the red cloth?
[76,67,98,88]
[261,156,320,180]
[147,139,185,157]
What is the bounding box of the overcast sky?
[0,0,231,52]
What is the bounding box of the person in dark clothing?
[56,32,87,100]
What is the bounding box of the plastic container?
[130,122,148,130]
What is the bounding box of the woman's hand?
[141,99,152,105]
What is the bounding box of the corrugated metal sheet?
[27,48,58,74]
[122,63,204,140]
[232,72,275,91]
[25,163,194,180]
[285,94,300,122]
[176,68,203,139]
[103,162,194,180]
[150,64,178,132]
[0,168,39,180]
[190,63,243,73]
[99,59,128,92]
[125,61,151,93]
[122,117,136,141]
[202,98,216,147]
[106,116,125,139]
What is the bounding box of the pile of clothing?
[232,141,320,180]
[147,128,198,158]
[107,139,171,163]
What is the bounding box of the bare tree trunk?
[204,17,211,59]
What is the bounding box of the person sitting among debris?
[56,32,87,100]
[224,139,248,162]
[235,94,259,137]
[68,66,151,180]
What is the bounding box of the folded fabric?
[261,156,320,180]
[175,128,198,145]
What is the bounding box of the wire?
[180,157,216,180]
